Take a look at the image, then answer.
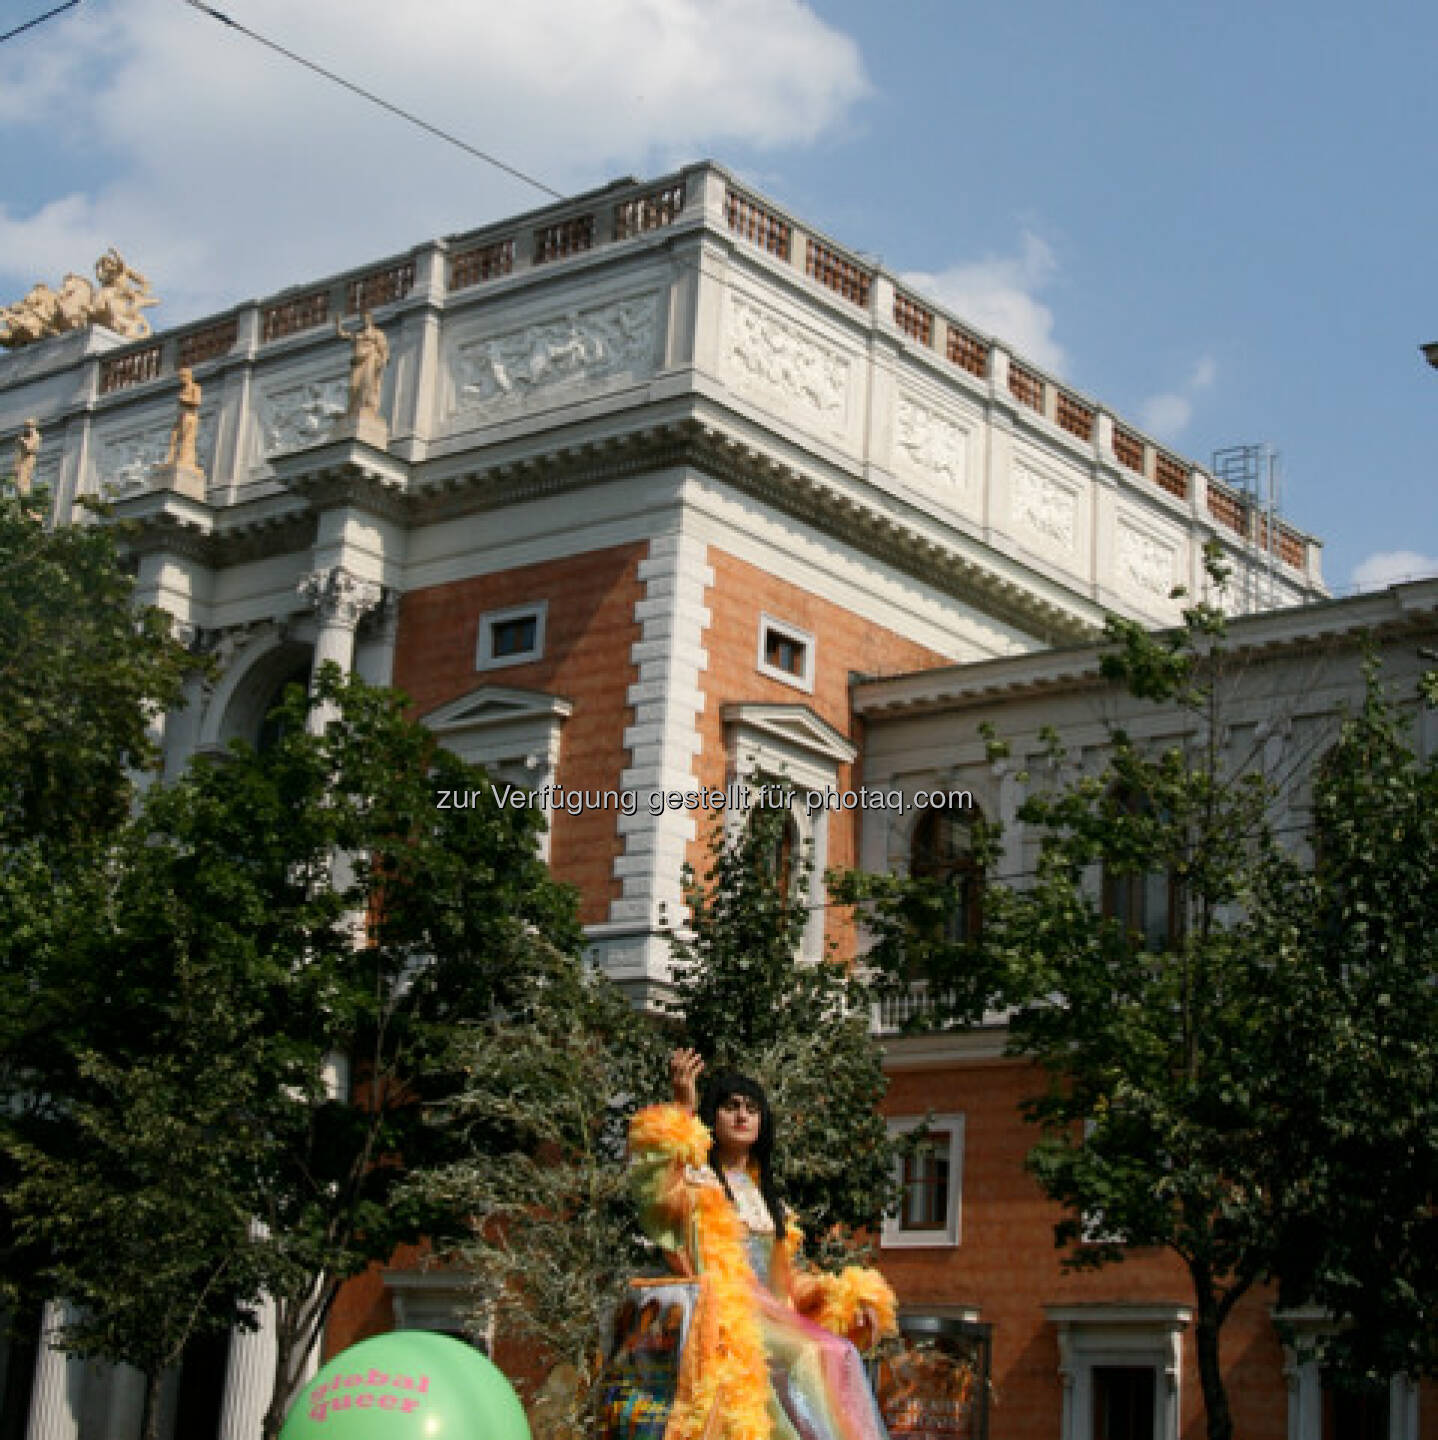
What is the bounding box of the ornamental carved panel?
[1013,463,1077,552]
[1117,521,1177,598]
[97,410,218,494]
[895,393,972,498]
[449,292,660,415]
[724,292,849,425]
[256,375,348,458]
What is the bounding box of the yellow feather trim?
[664,1186,772,1440]
[630,1104,712,1167]
[808,1267,899,1349]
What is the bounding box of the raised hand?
[670,1047,704,1113]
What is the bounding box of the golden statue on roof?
[0,249,157,349]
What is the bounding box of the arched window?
[909,801,984,943]
[1101,785,1182,951]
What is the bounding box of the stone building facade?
[3,162,1417,1440]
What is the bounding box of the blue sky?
[2,0,1433,590]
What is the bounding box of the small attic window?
[757,614,815,692]
[477,601,547,670]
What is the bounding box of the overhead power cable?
[1,0,81,46]
[177,0,565,200]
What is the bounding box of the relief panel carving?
[97,410,218,494]
[256,375,348,458]
[1117,520,1178,598]
[1013,462,1078,552]
[724,292,849,427]
[449,293,660,416]
[895,393,972,500]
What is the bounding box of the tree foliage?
[407,951,668,1422]
[5,662,584,1440]
[1274,658,1438,1382]
[841,553,1438,1438]
[0,488,201,1408]
[0,492,194,848]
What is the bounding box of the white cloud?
[1350,550,1438,591]
[0,0,867,323]
[1139,354,1216,440]
[903,232,1064,373]
[1139,393,1193,436]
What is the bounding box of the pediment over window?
[720,703,858,770]
[423,684,573,736]
[421,685,572,806]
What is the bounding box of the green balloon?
[280,1331,531,1440]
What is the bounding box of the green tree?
[843,568,1326,1440]
[408,950,668,1424]
[0,489,198,1344]
[669,803,900,1246]
[8,665,584,1440]
[1273,659,1438,1384]
[0,491,193,849]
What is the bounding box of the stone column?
[216,1296,278,1440]
[296,565,383,731]
[25,1302,82,1440]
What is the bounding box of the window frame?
[1100,785,1184,951]
[476,600,548,671]
[756,613,815,693]
[882,1114,965,1249]
[908,801,986,944]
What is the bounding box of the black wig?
[698,1069,785,1234]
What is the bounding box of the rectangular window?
[756,614,815,692]
[882,1115,964,1248]
[766,631,805,675]
[490,615,537,658]
[901,1131,951,1231]
[476,602,547,670]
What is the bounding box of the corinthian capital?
[297,566,383,630]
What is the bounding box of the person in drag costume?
[599,1049,897,1440]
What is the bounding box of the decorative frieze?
[449,293,660,415]
[724,292,848,424]
[96,408,218,494]
[256,375,348,457]
[895,394,971,499]
[1013,464,1078,552]
[1116,521,1177,599]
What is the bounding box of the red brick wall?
[695,548,953,952]
[392,543,647,925]
[883,1059,1299,1440]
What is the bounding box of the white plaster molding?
[382,1271,492,1348]
[1046,1304,1192,1440]
[881,1112,965,1249]
[94,408,218,495]
[1116,519,1178,600]
[721,702,857,962]
[719,703,858,771]
[422,684,572,860]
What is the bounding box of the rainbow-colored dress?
[598,1104,896,1440]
